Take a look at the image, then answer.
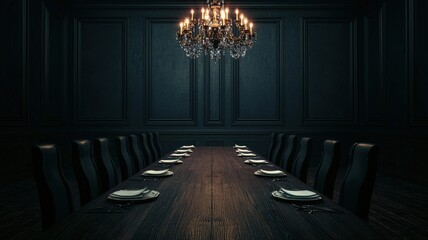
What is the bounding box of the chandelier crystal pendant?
[176,0,257,62]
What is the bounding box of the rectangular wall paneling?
[408,0,428,125]
[302,18,358,125]
[144,18,197,126]
[364,4,386,126]
[73,17,128,125]
[232,18,284,126]
[0,0,28,126]
[204,57,225,126]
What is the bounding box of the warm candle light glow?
[250,22,253,34]
[176,0,256,61]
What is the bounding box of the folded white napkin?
[236,149,252,153]
[170,153,190,157]
[181,145,196,149]
[260,169,285,175]
[280,188,318,197]
[244,159,268,164]
[159,159,183,164]
[233,144,248,149]
[238,153,256,157]
[175,149,193,153]
[110,188,147,197]
[142,169,169,175]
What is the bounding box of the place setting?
[271,187,321,202]
[83,187,160,213]
[254,168,287,177]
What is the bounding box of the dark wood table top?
[42,147,382,240]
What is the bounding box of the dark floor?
[1,169,428,240]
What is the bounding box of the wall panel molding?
[144,19,197,126]
[0,0,28,126]
[302,18,357,125]
[408,0,428,126]
[41,5,68,125]
[204,57,224,126]
[364,4,386,126]
[232,18,284,126]
[73,17,128,125]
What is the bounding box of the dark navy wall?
[1,0,427,185]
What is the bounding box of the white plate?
[181,145,196,149]
[141,170,174,177]
[244,159,269,164]
[159,159,183,164]
[110,188,147,197]
[254,169,286,177]
[175,149,192,153]
[271,191,321,202]
[170,153,190,157]
[236,149,252,153]
[233,144,247,149]
[280,188,318,198]
[238,153,256,157]
[108,190,160,201]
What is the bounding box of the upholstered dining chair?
[313,140,340,198]
[72,139,100,206]
[291,137,312,183]
[271,133,285,165]
[139,133,155,165]
[279,135,297,172]
[152,132,163,158]
[146,132,161,162]
[32,144,74,230]
[266,132,278,162]
[93,138,119,192]
[129,135,145,171]
[115,136,134,180]
[339,143,378,220]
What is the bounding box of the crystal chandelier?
[176,0,257,62]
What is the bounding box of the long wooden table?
[42,147,381,239]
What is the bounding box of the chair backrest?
[292,137,312,182]
[271,133,286,165]
[93,138,118,192]
[32,144,73,230]
[339,143,378,220]
[147,132,160,160]
[279,135,297,172]
[266,132,278,161]
[115,136,134,180]
[72,140,100,206]
[129,135,145,171]
[139,133,154,165]
[152,132,163,157]
[313,140,340,198]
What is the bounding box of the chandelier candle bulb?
[250,22,253,35]
[244,18,248,29]
[235,9,239,20]
[180,22,183,34]
[240,14,244,25]
[191,9,194,20]
[225,8,229,19]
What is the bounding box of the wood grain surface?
[41,147,381,240]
